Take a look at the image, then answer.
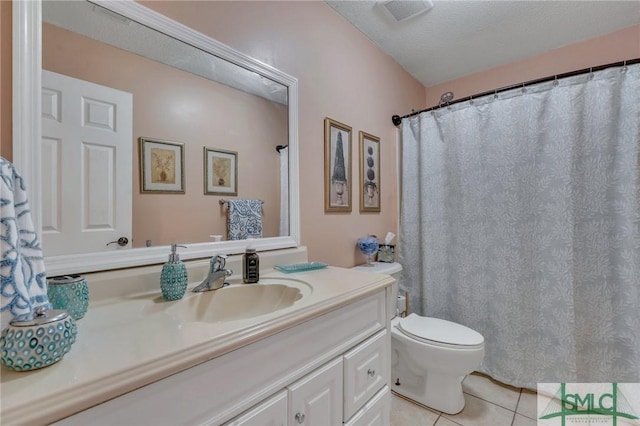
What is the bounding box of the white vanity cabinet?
[343,329,389,420]
[226,330,389,426]
[54,288,390,426]
[287,357,343,425]
[225,358,343,426]
[224,390,288,426]
[344,387,391,426]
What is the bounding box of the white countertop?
[0,263,392,425]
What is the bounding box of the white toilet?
[351,262,485,414]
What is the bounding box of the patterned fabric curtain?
[399,64,640,388]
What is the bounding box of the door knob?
[106,237,129,247]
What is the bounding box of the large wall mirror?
[13,0,300,275]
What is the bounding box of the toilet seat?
[397,314,484,349]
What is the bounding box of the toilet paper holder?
[397,293,409,317]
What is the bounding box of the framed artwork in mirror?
[359,131,380,212]
[324,118,352,212]
[204,147,238,196]
[139,137,185,193]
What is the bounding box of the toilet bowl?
[351,262,485,414]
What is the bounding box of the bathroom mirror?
[13,1,300,275]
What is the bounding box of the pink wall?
[425,24,640,107]
[9,2,636,267]
[141,1,426,267]
[43,23,286,247]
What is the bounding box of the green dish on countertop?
[274,262,329,273]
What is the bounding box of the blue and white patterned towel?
[227,199,263,240]
[1,157,50,330]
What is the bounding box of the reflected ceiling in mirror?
[43,1,288,105]
[40,1,292,256]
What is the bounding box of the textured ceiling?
[327,1,640,87]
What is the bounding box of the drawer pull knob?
[295,412,305,424]
[367,368,376,377]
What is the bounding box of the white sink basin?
[166,279,312,323]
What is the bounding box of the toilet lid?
[398,313,484,347]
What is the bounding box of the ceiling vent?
[380,0,434,22]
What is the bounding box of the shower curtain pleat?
[399,64,640,388]
[278,146,289,237]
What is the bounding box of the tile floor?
[391,372,538,426]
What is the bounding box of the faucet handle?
[212,254,228,270]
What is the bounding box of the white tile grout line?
[458,393,518,426]
[434,414,441,426]
[434,413,464,426]
[392,390,443,415]
[391,391,443,426]
[510,391,524,426]
[461,389,521,413]
[393,386,537,426]
[517,389,539,421]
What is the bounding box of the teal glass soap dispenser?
[160,244,188,301]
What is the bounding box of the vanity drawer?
[223,389,287,426]
[344,386,390,426]
[343,329,389,421]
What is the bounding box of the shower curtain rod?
[391,57,640,126]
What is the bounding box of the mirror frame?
[13,0,300,275]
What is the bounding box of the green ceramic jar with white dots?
[1,307,78,371]
[47,275,89,320]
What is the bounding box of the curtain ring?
[469,95,474,105]
[621,60,628,73]
[494,89,498,99]
[553,75,559,87]
[521,82,527,93]
[589,67,594,80]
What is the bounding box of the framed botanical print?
[359,131,380,212]
[324,117,352,212]
[139,137,185,193]
[204,147,238,196]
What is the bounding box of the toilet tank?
[351,262,403,319]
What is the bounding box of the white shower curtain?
[399,64,640,388]
[279,146,289,237]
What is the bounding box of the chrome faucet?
[192,255,233,292]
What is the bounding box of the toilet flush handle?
[367,368,376,377]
